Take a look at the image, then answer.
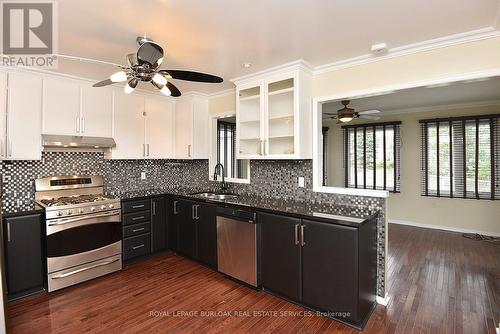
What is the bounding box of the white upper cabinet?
[234,63,312,159]
[81,85,113,137]
[110,91,146,159]
[0,71,7,160]
[145,95,174,159]
[6,72,43,160]
[42,77,81,136]
[174,95,208,159]
[42,77,113,137]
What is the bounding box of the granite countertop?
[110,188,378,226]
[1,201,45,218]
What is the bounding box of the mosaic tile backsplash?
[0,151,386,297]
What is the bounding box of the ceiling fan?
[323,100,381,123]
[92,36,223,97]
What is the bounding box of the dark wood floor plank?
[6,224,500,334]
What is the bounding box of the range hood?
[42,135,116,149]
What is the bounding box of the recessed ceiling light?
[371,43,387,53]
[242,62,252,68]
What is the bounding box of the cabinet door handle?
[294,224,299,245]
[132,244,145,250]
[76,116,80,133]
[0,138,4,158]
[143,143,146,157]
[195,205,200,220]
[300,225,305,247]
[173,201,178,215]
[8,140,12,157]
[131,216,145,221]
[81,116,85,133]
[152,201,156,215]
[188,144,191,158]
[192,205,196,220]
[147,144,150,157]
[132,227,145,233]
[260,140,263,155]
[132,204,145,209]
[6,223,11,242]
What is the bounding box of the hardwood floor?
[7,224,500,333]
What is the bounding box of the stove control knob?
[56,211,63,217]
[66,210,72,215]
[78,208,84,214]
[90,206,96,212]
[100,205,106,210]
[108,204,114,209]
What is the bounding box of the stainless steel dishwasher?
[216,207,259,287]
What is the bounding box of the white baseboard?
[389,219,500,238]
[376,295,389,306]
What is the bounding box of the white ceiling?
[52,0,499,94]
[322,76,500,115]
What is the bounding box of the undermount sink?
[190,192,239,201]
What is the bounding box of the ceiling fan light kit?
[93,36,224,97]
[324,100,381,123]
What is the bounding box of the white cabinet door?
[7,72,42,160]
[111,91,145,159]
[0,72,7,159]
[81,85,112,137]
[145,96,174,159]
[174,99,193,159]
[192,98,208,159]
[236,83,264,159]
[42,77,80,135]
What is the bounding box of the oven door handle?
[51,258,120,279]
[48,211,121,226]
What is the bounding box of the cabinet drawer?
[123,234,151,260]
[123,222,151,238]
[123,210,150,226]
[122,199,150,213]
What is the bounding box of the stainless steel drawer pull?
[132,204,145,209]
[300,225,306,247]
[294,224,299,245]
[173,201,178,214]
[131,216,145,221]
[152,201,156,215]
[132,244,145,250]
[132,227,145,232]
[52,258,119,279]
[6,223,11,242]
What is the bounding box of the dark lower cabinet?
[176,200,197,258]
[260,212,377,329]
[260,212,301,301]
[196,203,217,268]
[151,196,167,253]
[122,198,151,262]
[174,198,217,268]
[167,197,177,251]
[3,214,44,299]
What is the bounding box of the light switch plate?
[141,172,146,180]
[298,177,305,188]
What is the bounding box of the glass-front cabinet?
[235,63,312,160]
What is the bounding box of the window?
[216,120,247,179]
[343,122,401,192]
[322,127,329,186]
[420,115,499,199]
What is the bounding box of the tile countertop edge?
[115,189,380,228]
[1,203,45,218]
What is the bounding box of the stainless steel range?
[35,175,122,292]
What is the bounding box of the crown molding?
[313,27,500,75]
[230,59,314,85]
[381,99,500,116]
[207,88,236,99]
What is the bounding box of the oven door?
[46,210,122,273]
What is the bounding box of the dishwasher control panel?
[216,207,256,223]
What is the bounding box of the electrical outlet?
[141,172,146,180]
[298,177,305,188]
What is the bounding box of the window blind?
[322,127,329,186]
[342,121,401,192]
[420,115,499,200]
[217,120,238,178]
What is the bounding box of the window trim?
[419,114,499,200]
[208,112,250,184]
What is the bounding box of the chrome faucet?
[214,163,228,192]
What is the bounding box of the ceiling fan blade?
[165,81,181,97]
[358,109,381,115]
[159,70,223,83]
[92,79,114,87]
[137,41,164,68]
[127,53,138,67]
[360,115,381,120]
